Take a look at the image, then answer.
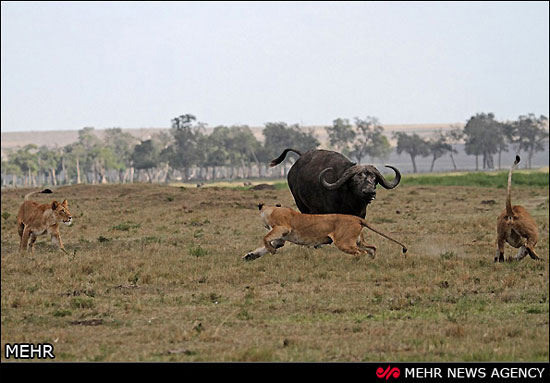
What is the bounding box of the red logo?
[376,366,400,380]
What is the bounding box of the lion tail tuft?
[24,188,53,201]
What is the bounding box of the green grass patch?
[401,170,549,188]
[182,170,548,190]
[70,297,94,309]
[52,309,72,317]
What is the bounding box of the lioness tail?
[24,188,53,201]
[359,219,408,253]
[506,155,520,217]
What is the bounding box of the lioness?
[243,203,407,261]
[17,189,72,254]
[495,155,540,262]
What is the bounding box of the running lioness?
[243,203,407,261]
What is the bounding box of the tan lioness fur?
[17,189,72,254]
[243,204,407,261]
[495,155,540,262]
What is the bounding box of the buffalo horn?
[370,165,401,189]
[319,165,362,190]
[320,164,401,190]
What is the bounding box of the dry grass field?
[1,179,548,362]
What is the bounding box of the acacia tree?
[393,132,430,173]
[37,146,61,185]
[463,113,502,170]
[495,123,513,169]
[11,144,39,186]
[1,157,21,187]
[193,126,229,179]
[261,122,319,177]
[150,130,174,183]
[509,114,549,168]
[428,130,453,172]
[104,127,140,182]
[262,122,320,161]
[445,125,464,170]
[164,114,205,180]
[63,142,86,184]
[227,125,262,178]
[350,117,392,164]
[92,145,122,183]
[131,139,160,182]
[74,127,104,183]
[200,125,231,180]
[325,118,355,155]
[326,117,391,164]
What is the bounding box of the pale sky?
[1,1,548,132]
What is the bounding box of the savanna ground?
[1,171,549,362]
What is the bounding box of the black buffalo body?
[270,148,401,218]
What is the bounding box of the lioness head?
[52,200,72,225]
[257,202,281,211]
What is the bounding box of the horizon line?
[0,121,466,134]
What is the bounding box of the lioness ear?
[258,203,265,210]
[51,201,59,210]
[62,199,68,207]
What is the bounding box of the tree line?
[393,113,548,173]
[1,113,548,187]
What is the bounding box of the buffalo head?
[319,165,401,204]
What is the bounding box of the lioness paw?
[243,252,261,261]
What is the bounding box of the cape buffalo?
[270,148,401,218]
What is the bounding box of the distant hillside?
[1,127,167,156]
[1,123,461,159]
